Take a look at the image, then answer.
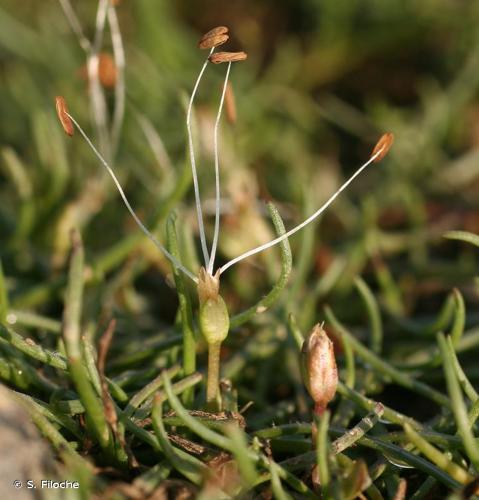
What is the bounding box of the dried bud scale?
[301,324,338,413]
[371,132,394,162]
[198,268,220,304]
[55,96,74,137]
[209,51,248,64]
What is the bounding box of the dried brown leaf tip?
[55,96,74,137]
[198,26,229,50]
[371,132,394,162]
[209,51,248,64]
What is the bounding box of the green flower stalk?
[197,268,229,407]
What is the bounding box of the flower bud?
[198,268,229,345]
[301,324,338,412]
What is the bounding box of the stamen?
[218,138,393,275]
[208,61,232,275]
[186,48,215,268]
[64,111,198,283]
[55,96,74,137]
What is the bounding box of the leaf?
[444,230,479,248]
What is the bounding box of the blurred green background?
[2,2,479,496]
[1,0,479,378]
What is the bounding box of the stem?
[206,341,222,408]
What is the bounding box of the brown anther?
[197,267,220,304]
[98,53,117,88]
[201,26,229,39]
[55,96,74,137]
[199,33,229,50]
[209,51,248,64]
[224,82,237,124]
[79,52,117,89]
[371,132,394,162]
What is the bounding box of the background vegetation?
[1,0,479,498]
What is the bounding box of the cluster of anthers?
[55,25,394,310]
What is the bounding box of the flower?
[301,324,338,413]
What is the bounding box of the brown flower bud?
[55,96,74,137]
[198,31,229,50]
[371,132,394,162]
[301,324,338,412]
[209,51,248,64]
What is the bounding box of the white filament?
[67,113,198,283]
[107,4,125,156]
[218,149,384,275]
[208,62,232,275]
[186,48,215,268]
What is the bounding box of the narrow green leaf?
[450,288,465,345]
[444,230,479,248]
[354,276,383,354]
[167,214,196,405]
[62,230,112,455]
[230,202,292,329]
[404,423,472,484]
[151,396,207,485]
[325,306,450,407]
[437,332,479,470]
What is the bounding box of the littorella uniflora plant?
[56,24,394,409]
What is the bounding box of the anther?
[371,132,394,162]
[55,96,74,137]
[209,51,248,64]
